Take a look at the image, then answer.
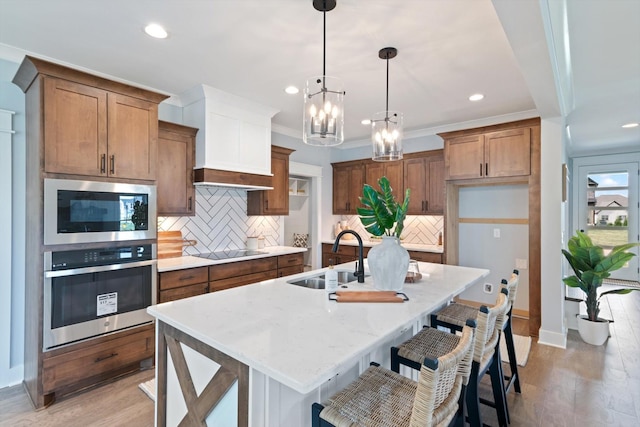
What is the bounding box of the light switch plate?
[493,228,500,238]
[516,258,528,269]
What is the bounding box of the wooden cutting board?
[158,230,184,259]
[330,291,407,303]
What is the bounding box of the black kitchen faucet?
[332,230,365,283]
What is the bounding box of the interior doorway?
[284,162,323,270]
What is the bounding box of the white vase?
[367,236,409,292]
[576,315,610,345]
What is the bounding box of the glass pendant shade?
[371,110,403,161]
[303,76,344,146]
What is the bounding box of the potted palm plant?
[562,230,639,345]
[357,176,410,291]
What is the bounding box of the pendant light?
[371,47,403,161]
[303,0,345,146]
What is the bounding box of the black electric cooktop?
[195,250,268,261]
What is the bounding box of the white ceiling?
[0,0,638,155]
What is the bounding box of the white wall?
[457,185,530,311]
[538,117,567,348]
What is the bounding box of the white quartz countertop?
[157,246,306,272]
[322,239,444,253]
[147,261,489,394]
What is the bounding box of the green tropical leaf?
[600,288,639,298]
[595,251,636,273]
[358,184,394,236]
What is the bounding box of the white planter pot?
[367,236,409,292]
[576,315,610,345]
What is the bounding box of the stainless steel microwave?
[44,179,157,245]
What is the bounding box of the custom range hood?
[180,84,279,190]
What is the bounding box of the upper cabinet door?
[107,93,158,180]
[427,158,445,213]
[246,145,294,216]
[157,121,197,216]
[403,158,427,214]
[444,134,484,180]
[43,77,108,176]
[484,128,531,178]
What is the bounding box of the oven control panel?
[51,244,153,270]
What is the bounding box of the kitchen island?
[147,261,489,427]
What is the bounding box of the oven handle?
[45,259,157,278]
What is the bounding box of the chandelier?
[303,0,344,146]
[371,47,403,161]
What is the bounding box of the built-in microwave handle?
[44,259,156,278]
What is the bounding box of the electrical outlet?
[493,228,500,238]
[516,258,528,269]
[483,283,493,294]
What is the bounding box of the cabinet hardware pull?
[100,154,106,173]
[188,197,192,211]
[425,200,428,211]
[110,155,115,174]
[480,163,483,176]
[181,275,194,281]
[265,200,268,210]
[485,163,488,176]
[95,352,118,363]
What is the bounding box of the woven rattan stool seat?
[433,303,478,328]
[313,324,475,427]
[396,327,461,365]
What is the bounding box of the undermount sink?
[286,270,368,289]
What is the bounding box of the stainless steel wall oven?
[43,243,157,350]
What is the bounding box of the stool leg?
[489,354,509,427]
[390,347,400,373]
[504,316,521,393]
[466,362,482,427]
[495,339,510,424]
[312,403,326,427]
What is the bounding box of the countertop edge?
[158,246,307,272]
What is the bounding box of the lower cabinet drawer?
[209,270,278,292]
[42,324,154,393]
[278,252,303,268]
[159,267,208,291]
[159,282,208,303]
[278,265,304,277]
[209,257,278,280]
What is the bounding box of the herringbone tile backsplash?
[338,215,443,245]
[158,187,282,255]
[158,187,443,255]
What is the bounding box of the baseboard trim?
[537,328,567,349]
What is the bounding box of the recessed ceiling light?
[469,93,484,101]
[622,122,639,128]
[144,23,168,39]
[284,86,299,95]
[361,119,371,125]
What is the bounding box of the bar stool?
[311,322,476,427]
[394,290,510,427]
[432,271,521,397]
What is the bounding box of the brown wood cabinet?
[247,145,295,216]
[209,257,278,292]
[365,161,403,196]
[41,323,154,398]
[157,121,197,216]
[321,243,371,268]
[277,252,304,277]
[407,250,443,264]
[42,76,159,180]
[12,56,168,409]
[403,150,444,215]
[158,267,209,303]
[332,161,365,214]
[443,127,531,180]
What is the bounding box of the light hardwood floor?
[1,291,639,426]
